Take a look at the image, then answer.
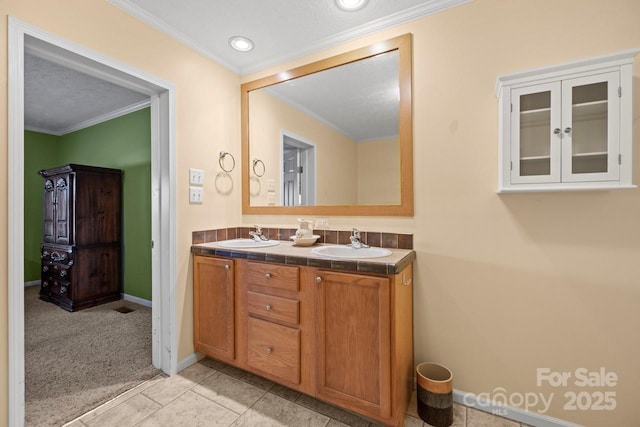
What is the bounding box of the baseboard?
[453,390,580,427]
[177,352,201,373]
[24,280,40,287]
[121,293,152,308]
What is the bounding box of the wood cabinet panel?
[247,317,300,384]
[247,291,299,326]
[315,271,391,419]
[194,256,235,361]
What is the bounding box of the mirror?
[242,34,413,216]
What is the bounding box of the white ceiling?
[24,0,469,136]
[110,0,468,76]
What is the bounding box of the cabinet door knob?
[316,276,322,283]
[564,127,572,134]
[553,128,561,135]
[266,347,273,354]
[265,273,271,279]
[224,264,230,270]
[265,304,271,311]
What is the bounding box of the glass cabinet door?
[561,72,620,182]
[510,82,561,184]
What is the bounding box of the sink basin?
[217,239,280,249]
[310,245,392,260]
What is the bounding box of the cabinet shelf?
[573,100,607,121]
[520,155,551,161]
[572,151,607,158]
[520,108,551,126]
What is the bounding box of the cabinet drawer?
[42,262,72,280]
[247,262,299,292]
[247,317,300,384]
[247,291,299,326]
[43,278,71,298]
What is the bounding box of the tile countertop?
[191,241,416,275]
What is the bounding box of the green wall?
[24,107,152,300]
[24,132,60,282]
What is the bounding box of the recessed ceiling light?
[229,36,254,52]
[336,0,368,11]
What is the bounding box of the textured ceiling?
[25,0,469,136]
[25,53,148,135]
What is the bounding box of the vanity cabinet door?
[194,255,235,362]
[315,271,391,419]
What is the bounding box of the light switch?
[189,168,204,186]
[189,187,203,204]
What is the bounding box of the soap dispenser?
[295,218,313,239]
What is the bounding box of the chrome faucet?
[249,225,269,241]
[349,228,369,249]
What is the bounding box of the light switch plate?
[189,168,204,186]
[189,187,203,204]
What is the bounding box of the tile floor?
[64,358,531,427]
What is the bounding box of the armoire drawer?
[247,291,299,326]
[43,278,71,298]
[247,317,300,385]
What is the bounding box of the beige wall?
[3,0,640,426]
[241,1,640,425]
[0,0,241,424]
[249,89,358,206]
[357,137,400,205]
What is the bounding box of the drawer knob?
[42,266,49,272]
[265,273,271,279]
[316,276,322,283]
[265,304,271,311]
[60,270,67,277]
[42,281,49,287]
[266,347,273,354]
[225,264,230,270]
[60,286,67,294]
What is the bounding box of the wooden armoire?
[39,164,123,311]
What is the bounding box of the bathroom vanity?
[191,238,415,426]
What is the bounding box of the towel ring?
[219,151,235,173]
[252,158,265,177]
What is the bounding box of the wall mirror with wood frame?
[241,33,413,216]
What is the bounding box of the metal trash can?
[416,362,453,427]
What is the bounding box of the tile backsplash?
[192,227,413,250]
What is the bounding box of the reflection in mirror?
[242,34,413,216]
[249,51,399,207]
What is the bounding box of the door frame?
[8,17,178,426]
[279,130,316,206]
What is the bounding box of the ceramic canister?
[295,218,313,239]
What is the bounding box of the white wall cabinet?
[495,50,639,192]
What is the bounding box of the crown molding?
[107,0,471,76]
[106,0,239,73]
[240,0,472,75]
[25,99,151,136]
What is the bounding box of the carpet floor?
[24,285,160,427]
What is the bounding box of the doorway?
[281,132,316,206]
[8,17,177,426]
